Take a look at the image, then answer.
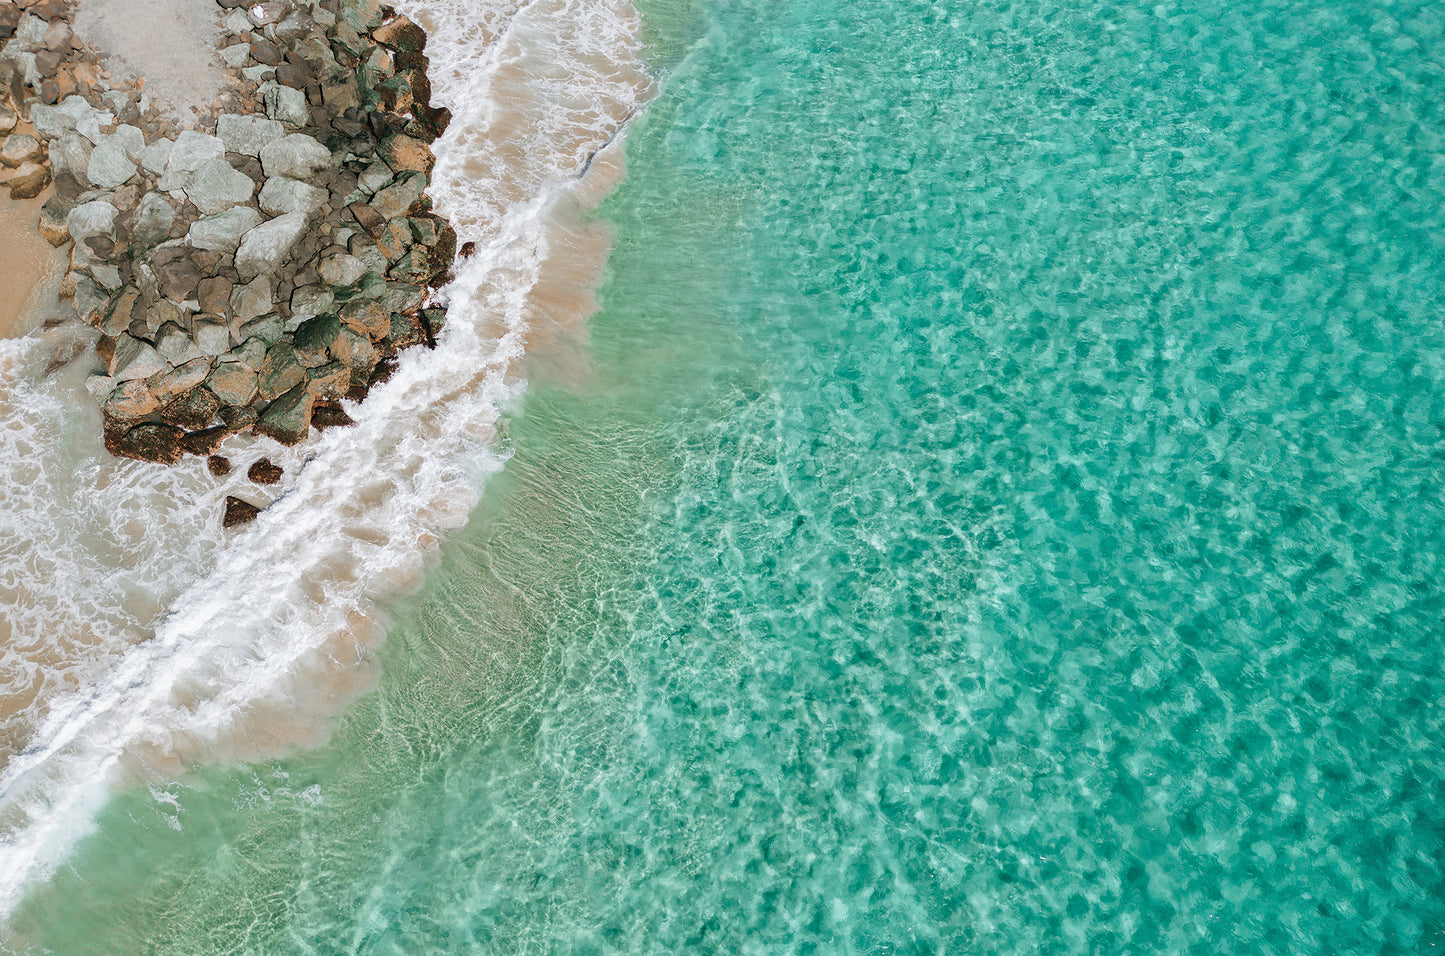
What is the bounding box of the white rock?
[218,43,251,69]
[183,157,255,215]
[158,131,225,191]
[141,138,173,176]
[187,205,264,253]
[258,175,327,217]
[193,321,232,356]
[155,322,204,365]
[259,134,331,180]
[262,83,310,130]
[235,212,307,279]
[317,254,364,287]
[217,114,285,158]
[86,141,137,189]
[231,276,274,319]
[66,201,118,245]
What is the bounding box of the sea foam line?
[0,0,649,921]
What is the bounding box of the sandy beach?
[0,192,65,338]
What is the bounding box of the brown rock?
[207,454,231,476]
[197,276,232,314]
[0,133,43,168]
[372,15,426,52]
[152,248,202,302]
[108,423,184,464]
[178,426,228,456]
[219,404,259,432]
[247,457,283,484]
[9,161,50,199]
[159,386,222,430]
[249,35,284,66]
[223,495,262,528]
[254,383,312,445]
[346,201,386,239]
[312,401,355,430]
[101,378,160,422]
[339,299,391,339]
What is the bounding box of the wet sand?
[0,192,67,338]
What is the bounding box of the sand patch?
[0,192,67,338]
[72,0,226,123]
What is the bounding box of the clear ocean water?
[8,0,1445,950]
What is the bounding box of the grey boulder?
[234,212,308,280]
[259,133,331,179]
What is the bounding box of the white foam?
[0,0,649,919]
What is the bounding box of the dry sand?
[0,192,67,338]
[72,0,227,122]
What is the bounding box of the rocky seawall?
[0,0,459,479]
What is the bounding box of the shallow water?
[6,0,1445,951]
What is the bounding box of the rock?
[372,15,427,52]
[90,265,124,291]
[376,133,433,174]
[110,423,184,464]
[151,247,202,301]
[248,34,283,66]
[74,275,109,324]
[96,287,140,335]
[263,83,310,129]
[290,284,333,323]
[106,126,147,163]
[380,282,426,314]
[259,133,331,179]
[155,321,203,364]
[85,140,137,188]
[141,138,172,176]
[197,276,233,315]
[0,108,15,136]
[0,133,42,168]
[346,201,385,238]
[38,195,71,245]
[292,313,341,367]
[334,324,378,383]
[317,253,364,287]
[247,457,283,484]
[231,277,274,320]
[130,192,176,250]
[257,340,304,400]
[194,320,231,356]
[223,495,262,528]
[312,401,356,429]
[254,383,312,445]
[187,204,263,253]
[257,175,327,217]
[184,157,255,215]
[235,211,307,279]
[356,159,392,196]
[376,220,411,260]
[150,357,212,403]
[207,454,231,476]
[9,160,50,199]
[339,299,391,339]
[48,133,89,181]
[207,361,258,404]
[131,298,183,340]
[219,404,259,432]
[218,42,250,69]
[101,378,160,421]
[216,114,285,157]
[109,333,167,381]
[228,334,271,367]
[306,361,350,401]
[158,131,225,191]
[180,426,229,456]
[369,171,427,219]
[158,386,222,430]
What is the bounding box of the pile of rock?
[0,0,458,466]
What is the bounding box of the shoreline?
[0,0,460,510]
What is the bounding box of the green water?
[13,0,1445,951]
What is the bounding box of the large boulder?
[151,247,203,301]
[230,276,274,319]
[130,192,176,250]
[109,333,168,381]
[85,141,136,188]
[100,379,160,422]
[372,15,427,51]
[290,284,334,323]
[185,157,255,215]
[375,133,433,174]
[234,211,307,279]
[334,326,378,384]
[158,386,222,430]
[9,161,50,199]
[256,341,305,400]
[150,357,212,404]
[262,83,309,129]
[257,175,327,217]
[306,362,350,401]
[187,205,263,253]
[216,114,285,157]
[0,133,42,167]
[207,362,259,405]
[292,313,341,367]
[369,171,427,219]
[109,423,184,464]
[155,321,204,365]
[259,133,331,179]
[254,383,313,445]
[318,253,364,287]
[158,131,225,191]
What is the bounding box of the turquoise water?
[12,0,1445,951]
